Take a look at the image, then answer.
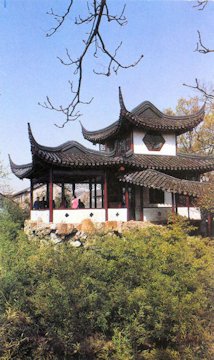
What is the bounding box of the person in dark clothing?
[78,199,85,208]
[40,197,48,209]
[33,197,40,210]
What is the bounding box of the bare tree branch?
[183,79,214,103]
[46,0,74,37]
[193,0,208,11]
[195,30,214,54]
[40,0,144,127]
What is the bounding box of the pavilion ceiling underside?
[119,169,207,197]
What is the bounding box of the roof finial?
[27,123,39,152]
[118,87,127,113]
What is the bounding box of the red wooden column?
[49,168,53,223]
[30,179,33,210]
[125,185,129,221]
[46,183,49,206]
[104,172,108,221]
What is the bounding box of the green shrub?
[0,222,213,359]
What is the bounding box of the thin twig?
[195,30,214,54]
[193,0,208,11]
[183,79,214,102]
[46,0,74,37]
[40,0,144,127]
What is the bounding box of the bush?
[0,222,213,359]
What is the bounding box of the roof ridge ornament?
[27,123,39,154]
[118,87,128,115]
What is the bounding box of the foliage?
[0,196,27,231]
[0,220,213,359]
[164,97,214,155]
[197,181,214,213]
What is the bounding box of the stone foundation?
[24,219,153,246]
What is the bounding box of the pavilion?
[10,88,214,226]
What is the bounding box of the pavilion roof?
[81,88,205,143]
[9,124,214,180]
[9,155,33,179]
[119,169,209,197]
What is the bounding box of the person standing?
[33,196,40,210]
[72,195,78,209]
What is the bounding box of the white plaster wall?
[108,208,127,222]
[31,210,50,223]
[177,207,188,218]
[144,208,171,222]
[178,207,201,220]
[53,209,106,223]
[189,207,201,220]
[177,207,201,220]
[133,130,176,156]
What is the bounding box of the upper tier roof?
[81,88,205,144]
[9,124,214,179]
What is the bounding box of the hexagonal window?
[143,132,165,151]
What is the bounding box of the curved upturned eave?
[9,154,33,179]
[80,119,121,144]
[28,123,108,156]
[127,102,205,134]
[81,93,205,143]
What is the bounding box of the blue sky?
[0,0,214,191]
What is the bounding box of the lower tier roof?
[119,169,208,197]
[10,151,214,180]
